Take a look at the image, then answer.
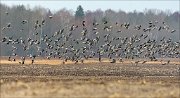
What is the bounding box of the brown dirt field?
[1,57,180,65]
[0,59,180,98]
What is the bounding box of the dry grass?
[1,79,180,98]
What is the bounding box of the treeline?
[0,3,179,56]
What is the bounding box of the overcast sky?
[1,1,179,13]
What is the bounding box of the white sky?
[1,1,179,13]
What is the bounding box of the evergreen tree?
[75,5,85,19]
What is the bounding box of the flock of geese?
[1,11,179,65]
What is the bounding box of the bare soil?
[0,59,180,98]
